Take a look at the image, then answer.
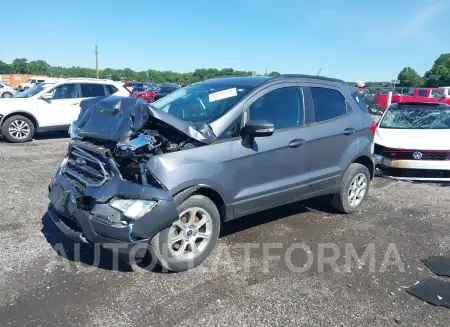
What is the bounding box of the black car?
[149,84,180,102]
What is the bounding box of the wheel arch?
[173,185,227,222]
[0,111,39,131]
[349,155,374,180]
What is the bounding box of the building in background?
[0,74,49,88]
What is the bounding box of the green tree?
[0,60,11,74]
[268,71,281,77]
[397,67,424,87]
[424,53,450,87]
[12,58,28,74]
[28,60,50,75]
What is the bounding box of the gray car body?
[48,75,374,256]
[147,75,374,220]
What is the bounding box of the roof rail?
[64,77,114,82]
[270,74,347,84]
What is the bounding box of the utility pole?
[265,68,267,76]
[95,45,99,79]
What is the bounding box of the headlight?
[110,199,157,219]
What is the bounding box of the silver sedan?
[0,83,17,98]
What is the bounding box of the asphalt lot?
[1,134,450,327]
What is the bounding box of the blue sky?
[1,0,449,81]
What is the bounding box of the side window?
[80,83,106,97]
[418,89,427,97]
[310,87,347,123]
[50,84,78,99]
[217,117,241,141]
[249,87,303,130]
[430,90,443,98]
[106,85,118,95]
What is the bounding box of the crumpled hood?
[70,95,215,143]
[375,128,450,150]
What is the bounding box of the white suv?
[0,78,130,143]
[18,77,49,91]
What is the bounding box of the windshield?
[379,107,450,129]
[150,82,253,123]
[14,83,54,98]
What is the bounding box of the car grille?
[62,143,112,188]
[374,145,450,161]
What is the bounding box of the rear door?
[306,86,360,192]
[415,89,430,102]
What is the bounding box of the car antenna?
[317,68,322,76]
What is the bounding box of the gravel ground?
[1,134,450,326]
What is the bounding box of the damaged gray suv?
[47,75,375,272]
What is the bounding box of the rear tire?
[149,195,221,272]
[2,92,12,98]
[1,115,35,143]
[331,163,370,213]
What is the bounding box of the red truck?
[375,88,450,110]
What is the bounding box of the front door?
[37,83,81,127]
[221,85,312,217]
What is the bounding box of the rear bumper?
[374,155,450,181]
[47,170,179,259]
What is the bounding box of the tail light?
[370,121,377,134]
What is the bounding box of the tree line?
[0,58,281,85]
[397,53,450,88]
[1,53,449,89]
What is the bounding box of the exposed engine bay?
[68,96,213,186]
[113,129,199,185]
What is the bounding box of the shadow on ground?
[41,197,339,273]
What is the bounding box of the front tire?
[2,92,12,98]
[1,115,35,143]
[331,163,370,213]
[149,195,221,272]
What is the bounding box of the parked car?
[0,78,129,143]
[123,81,155,92]
[0,83,17,98]
[18,77,49,91]
[47,74,375,272]
[373,102,450,181]
[134,86,159,102]
[375,88,450,110]
[148,84,180,102]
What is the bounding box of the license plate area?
[49,180,79,215]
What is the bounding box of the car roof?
[203,74,347,87]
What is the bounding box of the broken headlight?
[109,198,157,219]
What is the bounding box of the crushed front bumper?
[373,155,450,181]
[47,169,179,259]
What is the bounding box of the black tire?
[2,92,12,98]
[1,115,35,143]
[331,163,370,214]
[149,194,221,272]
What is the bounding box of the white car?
[373,102,450,181]
[0,78,130,143]
[0,83,17,98]
[18,77,49,91]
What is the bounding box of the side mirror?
[41,93,52,100]
[242,120,274,137]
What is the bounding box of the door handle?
[288,139,305,148]
[343,128,355,135]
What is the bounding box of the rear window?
[352,92,368,113]
[311,87,347,122]
[80,83,106,97]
